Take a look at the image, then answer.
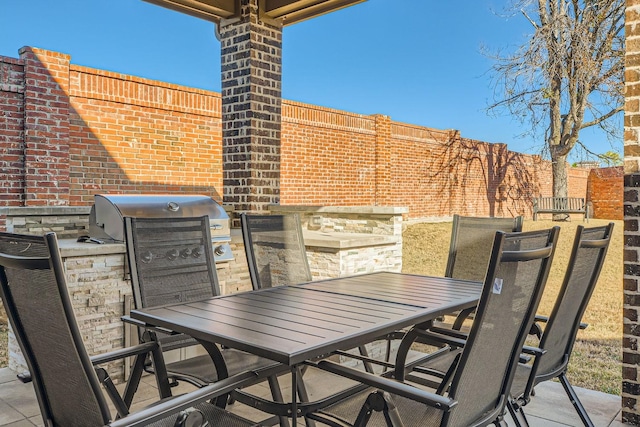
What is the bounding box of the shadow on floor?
[0,366,623,426]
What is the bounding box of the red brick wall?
[281,101,377,206]
[0,47,613,222]
[588,167,623,220]
[67,65,223,205]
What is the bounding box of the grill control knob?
[214,245,226,257]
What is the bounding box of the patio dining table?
[129,271,481,425]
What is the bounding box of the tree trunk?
[551,151,569,220]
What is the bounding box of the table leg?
[291,366,298,427]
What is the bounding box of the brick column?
[373,114,391,206]
[0,56,25,210]
[447,129,463,216]
[220,0,283,217]
[19,47,71,206]
[624,0,640,423]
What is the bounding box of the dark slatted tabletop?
[300,272,480,309]
[131,272,480,366]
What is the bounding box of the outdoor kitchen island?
[1,204,406,381]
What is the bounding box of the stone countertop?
[303,231,399,249]
[268,205,408,215]
[59,228,400,258]
[58,239,125,257]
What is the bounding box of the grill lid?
[89,194,230,245]
[94,194,227,222]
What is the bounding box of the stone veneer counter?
[58,239,126,256]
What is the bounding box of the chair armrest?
[426,326,469,341]
[532,315,587,331]
[107,371,260,427]
[90,341,159,366]
[534,314,549,324]
[413,328,467,350]
[521,345,545,357]
[452,306,476,330]
[315,360,457,411]
[518,345,547,364]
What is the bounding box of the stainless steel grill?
[88,194,233,262]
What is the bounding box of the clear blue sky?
[0,0,620,161]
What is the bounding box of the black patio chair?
[0,230,261,427]
[304,226,560,427]
[444,214,524,330]
[241,213,312,290]
[125,216,290,425]
[508,222,614,427]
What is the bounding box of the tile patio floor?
[0,365,625,427]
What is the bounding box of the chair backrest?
[125,216,219,351]
[534,223,614,381]
[241,213,312,289]
[0,232,112,426]
[444,226,559,427]
[445,214,524,282]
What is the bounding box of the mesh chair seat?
[310,389,444,427]
[166,348,281,383]
[146,401,259,427]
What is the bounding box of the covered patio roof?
[143,0,366,26]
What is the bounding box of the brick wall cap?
[71,64,220,97]
[0,56,24,66]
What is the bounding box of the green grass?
[0,322,6,367]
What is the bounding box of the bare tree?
[487,0,624,200]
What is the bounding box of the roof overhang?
[143,0,366,26]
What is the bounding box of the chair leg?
[96,367,130,418]
[380,391,405,427]
[507,400,530,427]
[559,373,595,427]
[353,391,404,427]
